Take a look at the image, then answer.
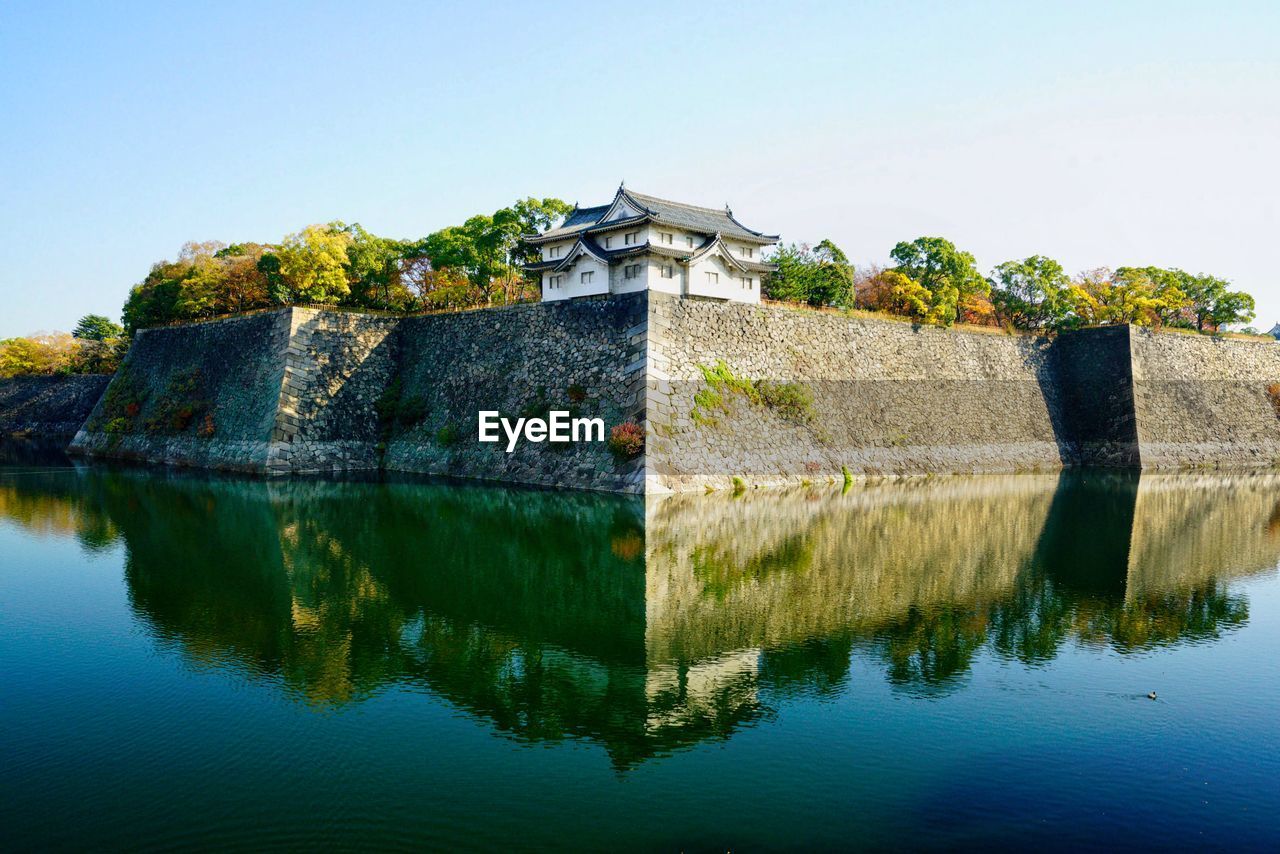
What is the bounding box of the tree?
[423,198,572,306]
[1113,266,1190,327]
[0,333,79,377]
[276,224,354,304]
[1208,289,1256,330]
[762,240,854,307]
[859,268,932,320]
[73,314,124,341]
[989,256,1070,331]
[889,237,988,326]
[344,224,413,310]
[762,243,814,304]
[1175,271,1256,331]
[810,239,855,307]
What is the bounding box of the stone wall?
[267,309,400,474]
[385,294,647,493]
[0,375,112,437]
[70,310,292,472]
[1128,327,1280,468]
[1050,326,1140,466]
[645,293,1070,491]
[58,292,1280,492]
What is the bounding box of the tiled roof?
[622,190,779,242]
[526,187,779,244]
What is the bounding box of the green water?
[2,451,1279,849]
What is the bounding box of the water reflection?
[1,455,1276,767]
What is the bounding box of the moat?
[2,446,1278,849]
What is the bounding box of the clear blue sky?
[2,0,1277,336]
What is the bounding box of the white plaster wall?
[649,257,683,296]
[541,239,576,262]
[611,258,649,295]
[543,257,609,301]
[646,224,700,252]
[688,255,760,303]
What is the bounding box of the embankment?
[645,293,1071,491]
[54,292,1280,492]
[0,375,112,437]
[384,294,647,492]
[1129,327,1280,468]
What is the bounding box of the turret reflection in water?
[1,460,1276,767]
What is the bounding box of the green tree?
[73,314,124,341]
[762,240,854,307]
[276,224,353,304]
[1113,266,1190,327]
[810,239,855,307]
[762,243,815,304]
[344,224,413,309]
[889,237,988,326]
[1174,272,1256,331]
[989,255,1070,330]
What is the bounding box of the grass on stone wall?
[89,366,147,435]
[143,369,211,435]
[375,376,429,442]
[691,360,814,426]
[436,423,460,447]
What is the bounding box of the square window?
[624,264,642,279]
[581,271,593,284]
[625,231,639,245]
[660,265,674,279]
[706,271,719,284]
[660,232,673,245]
[686,235,695,248]
[604,236,612,249]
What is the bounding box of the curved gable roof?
[527,186,779,245]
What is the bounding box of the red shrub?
[608,421,645,458]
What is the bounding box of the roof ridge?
[623,189,730,215]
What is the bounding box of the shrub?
[566,383,588,403]
[757,380,814,423]
[376,376,429,439]
[692,360,759,424]
[608,421,645,458]
[198,413,216,437]
[1267,383,1280,418]
[104,417,130,435]
[436,424,460,447]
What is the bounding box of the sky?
[1,0,1278,337]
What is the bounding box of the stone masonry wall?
[0,375,112,437]
[385,294,647,493]
[1129,327,1280,468]
[70,310,292,472]
[1050,326,1140,466]
[58,293,1280,491]
[645,293,1070,492]
[266,309,399,474]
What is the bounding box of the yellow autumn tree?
[276,224,354,304]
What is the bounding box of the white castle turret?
[523,185,778,304]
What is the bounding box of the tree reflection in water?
[1,447,1274,767]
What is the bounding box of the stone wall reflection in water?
[1,461,1276,766]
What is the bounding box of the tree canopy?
[888,237,989,326]
[118,197,573,333]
